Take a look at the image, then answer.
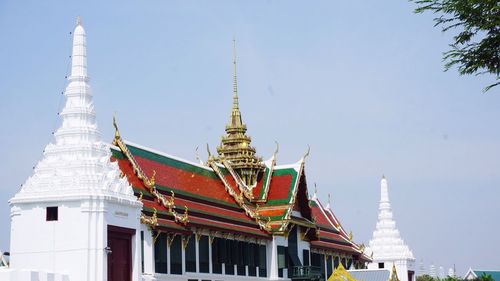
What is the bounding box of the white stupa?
[366,176,416,281]
[418,259,426,276]
[3,17,142,281]
[11,17,133,200]
[439,266,445,279]
[429,263,437,278]
[448,267,456,277]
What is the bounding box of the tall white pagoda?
[3,18,142,281]
[366,176,416,281]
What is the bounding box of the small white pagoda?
[365,176,416,281]
[2,17,142,281]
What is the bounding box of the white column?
[167,241,170,274]
[195,235,199,273]
[208,237,213,274]
[182,237,186,274]
[142,226,154,274]
[268,237,278,280]
[132,227,141,281]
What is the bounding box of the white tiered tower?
[366,176,415,281]
[5,18,142,281]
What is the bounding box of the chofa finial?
[301,145,311,162]
[273,141,279,156]
[112,114,120,139]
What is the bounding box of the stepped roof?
[110,137,370,260]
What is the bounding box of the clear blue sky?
[1,0,499,275]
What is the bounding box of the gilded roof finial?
[112,114,120,140]
[232,37,239,111]
[215,38,263,186]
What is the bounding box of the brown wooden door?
[108,225,134,281]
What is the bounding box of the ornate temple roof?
[11,18,137,204]
[366,176,415,261]
[107,41,369,260]
[110,138,369,259]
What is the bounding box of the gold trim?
[140,208,158,229]
[113,117,189,226]
[153,231,161,244]
[167,233,177,247]
[182,235,191,250]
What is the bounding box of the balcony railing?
[289,266,323,281]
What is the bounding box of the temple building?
[1,18,371,281]
[365,177,415,281]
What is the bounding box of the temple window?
[258,245,267,277]
[198,236,210,273]
[303,249,310,266]
[327,255,333,277]
[277,246,287,277]
[140,231,144,273]
[186,234,196,272]
[154,233,168,274]
[170,235,183,274]
[211,237,223,274]
[46,206,58,221]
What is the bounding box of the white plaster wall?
[367,260,414,281]
[146,272,272,281]
[9,197,141,281]
[296,229,310,265]
[10,201,88,279]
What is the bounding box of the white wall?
[9,196,141,281]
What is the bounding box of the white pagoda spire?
[367,176,415,261]
[429,263,437,278]
[11,17,134,201]
[365,176,416,281]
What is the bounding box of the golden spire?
[228,38,243,128]
[232,37,239,111]
[216,39,263,186]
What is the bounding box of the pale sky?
[1,0,499,275]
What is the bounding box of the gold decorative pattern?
[152,231,161,244]
[113,116,189,226]
[140,208,158,228]
[390,263,400,281]
[167,234,177,247]
[182,235,191,249]
[253,142,279,202]
[207,159,271,232]
[328,263,357,281]
[277,147,310,233]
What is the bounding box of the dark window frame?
[199,236,210,273]
[170,235,183,275]
[186,234,197,273]
[46,206,58,221]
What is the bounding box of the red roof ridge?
[123,139,213,172]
